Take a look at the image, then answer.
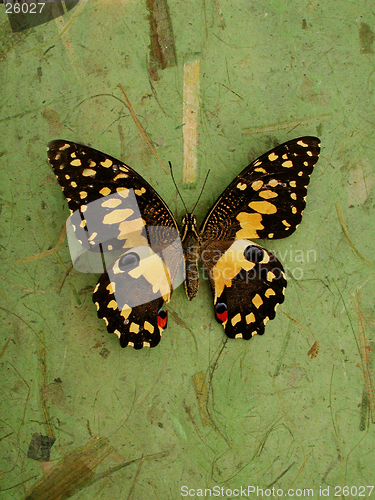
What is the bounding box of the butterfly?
[48,137,321,349]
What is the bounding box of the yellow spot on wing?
[292,206,297,214]
[282,160,293,168]
[235,333,243,339]
[144,321,154,334]
[246,312,255,324]
[252,294,263,309]
[237,182,247,190]
[114,173,128,181]
[106,282,116,294]
[297,140,308,147]
[103,208,134,225]
[71,159,82,167]
[268,152,278,161]
[265,288,276,298]
[128,252,171,299]
[82,168,96,177]
[254,160,262,166]
[251,180,263,191]
[249,201,277,214]
[129,323,140,334]
[269,179,278,187]
[107,300,118,310]
[71,181,77,188]
[79,191,87,199]
[135,187,146,196]
[117,187,129,198]
[101,158,113,168]
[81,204,87,212]
[120,306,132,320]
[88,232,98,241]
[282,220,291,227]
[231,313,241,326]
[254,167,267,173]
[101,198,122,208]
[289,180,297,187]
[267,271,276,281]
[99,187,111,196]
[236,212,264,239]
[290,193,297,200]
[211,240,256,300]
[118,218,146,238]
[259,190,278,199]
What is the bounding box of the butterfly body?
[48,136,320,349]
[181,213,201,300]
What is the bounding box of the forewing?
[200,137,320,241]
[48,141,178,245]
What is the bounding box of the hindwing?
[92,247,171,349]
[201,240,286,339]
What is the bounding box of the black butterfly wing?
[200,137,321,241]
[200,137,320,340]
[48,140,178,232]
[92,246,172,349]
[201,240,287,339]
[48,140,180,348]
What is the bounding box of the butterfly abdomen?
[181,213,200,300]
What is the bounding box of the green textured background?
[1,1,375,499]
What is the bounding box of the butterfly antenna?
[191,169,211,214]
[169,162,210,214]
[169,161,188,213]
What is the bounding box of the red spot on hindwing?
[157,309,168,330]
[215,304,228,324]
[216,310,228,323]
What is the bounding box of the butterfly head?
[181,213,197,229]
[181,213,198,241]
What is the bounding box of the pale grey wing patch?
[92,246,172,349]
